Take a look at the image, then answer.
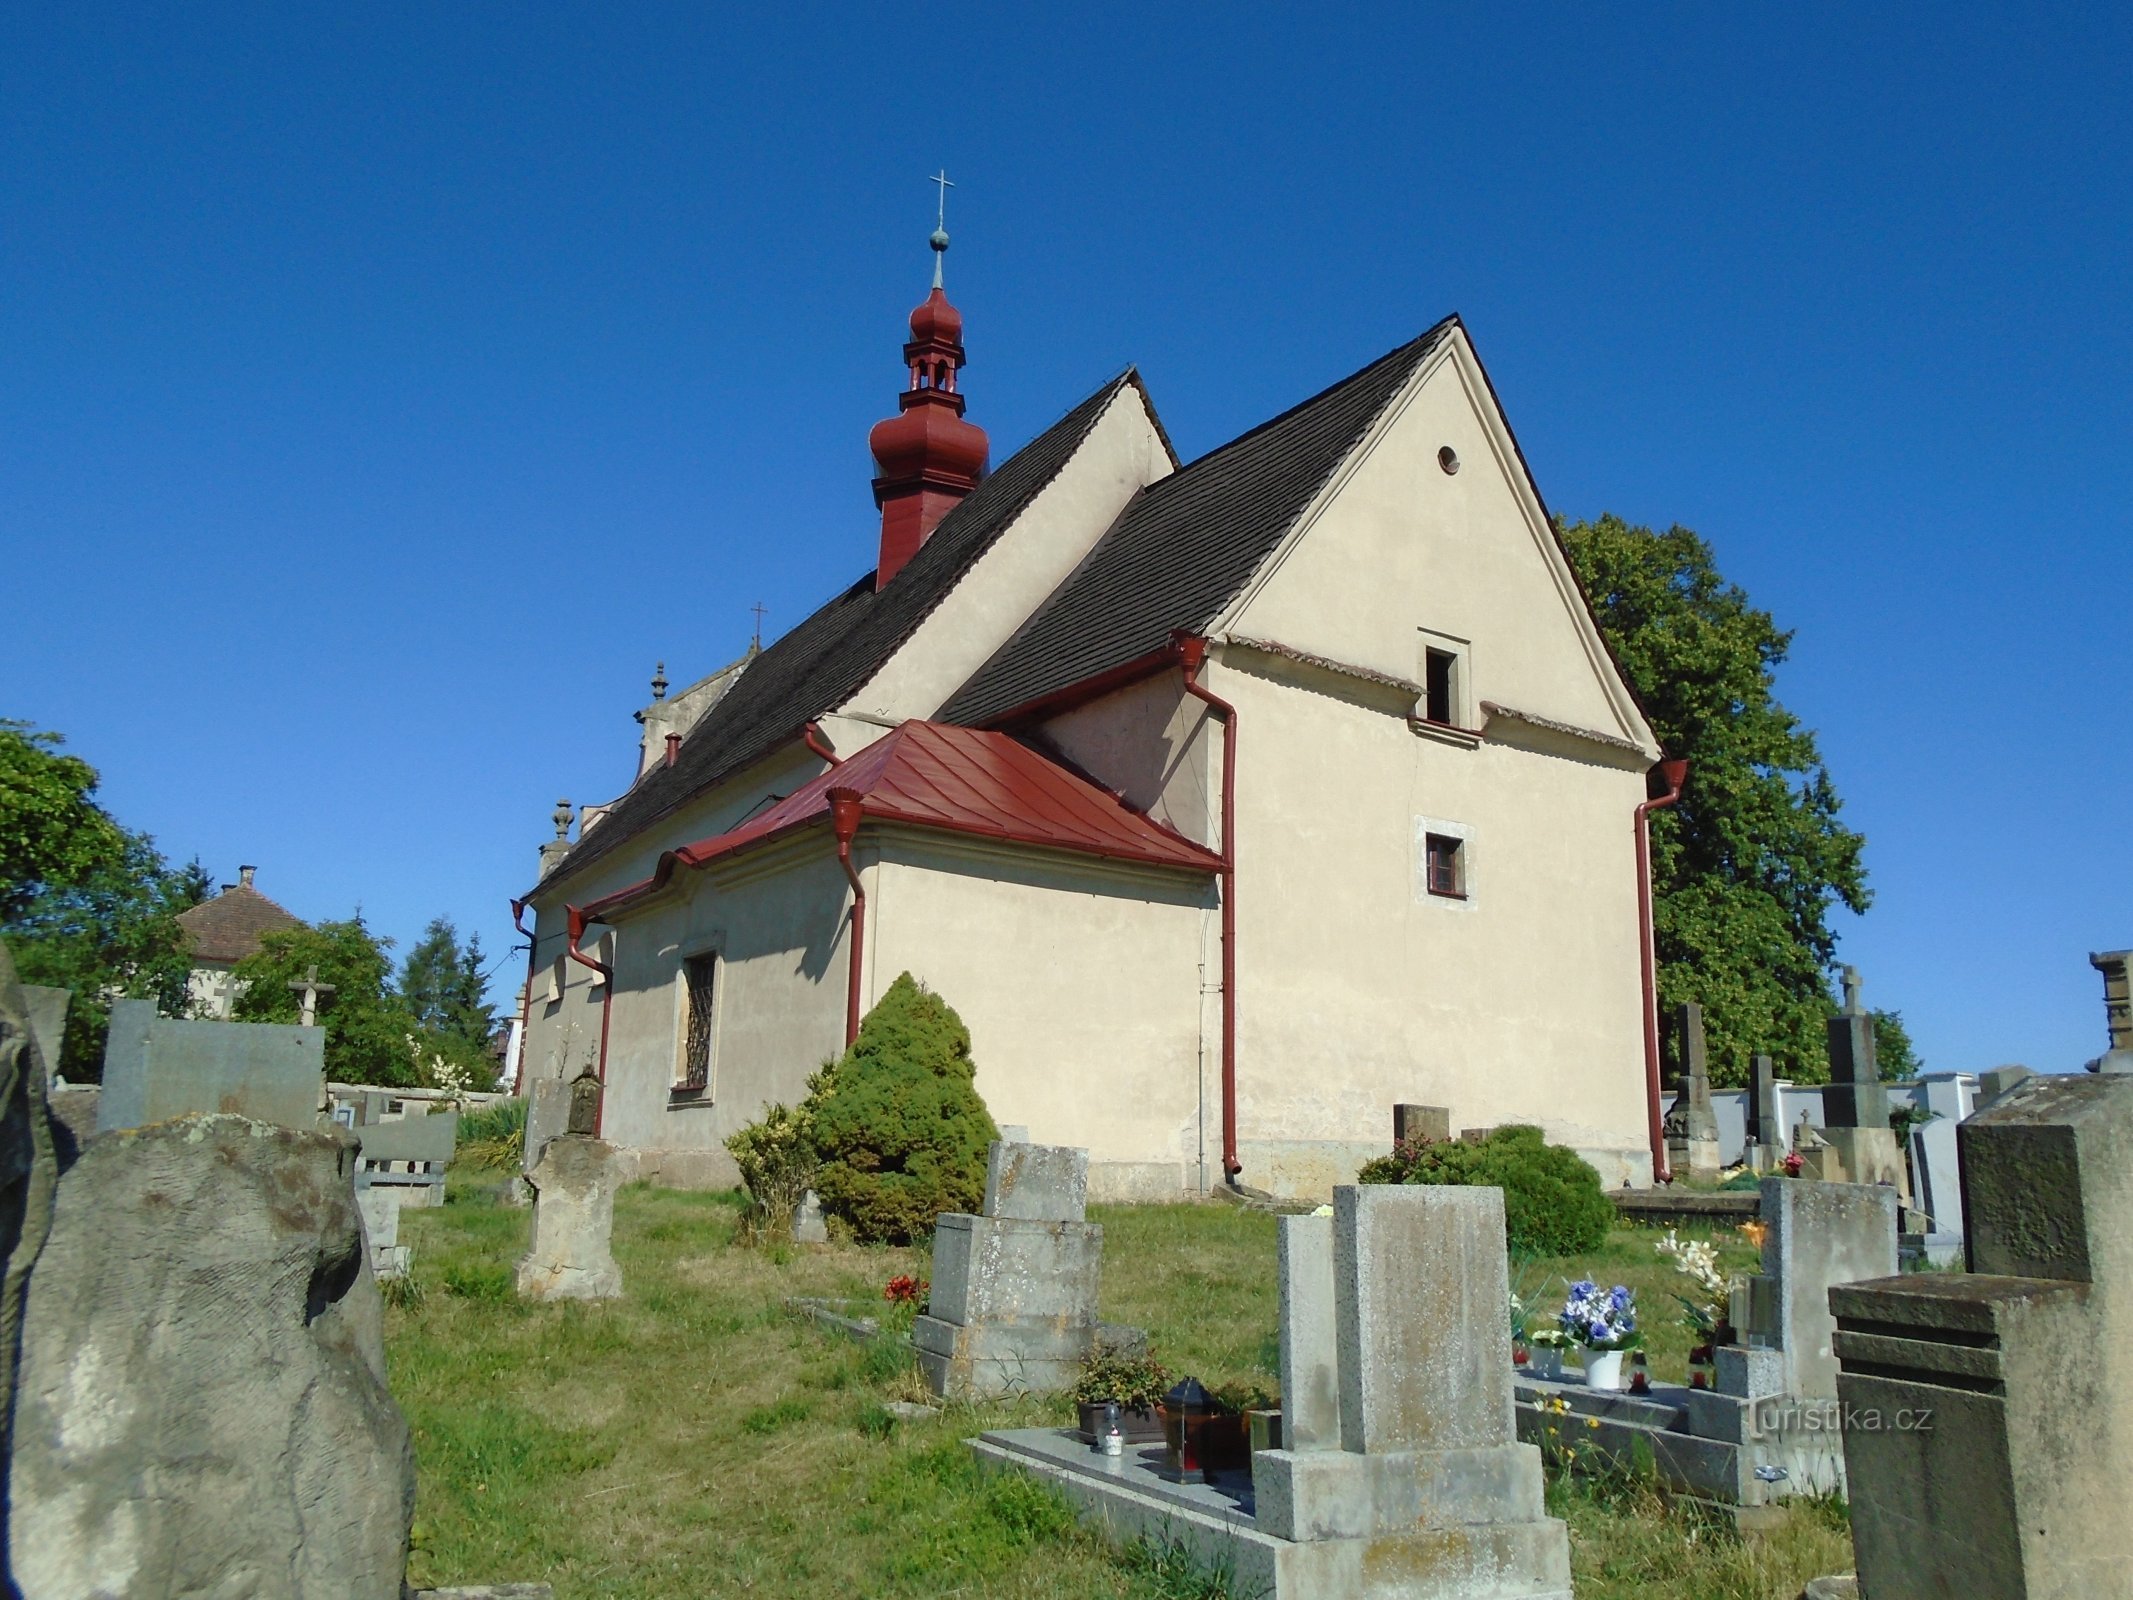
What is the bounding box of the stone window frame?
[1414,815,1478,912]
[670,939,724,1105]
[1414,625,1478,743]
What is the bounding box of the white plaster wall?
[1038,673,1215,847]
[1212,658,1652,1193]
[843,385,1174,721]
[866,835,1213,1198]
[588,838,854,1182]
[1226,332,1652,749]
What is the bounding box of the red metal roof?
[583,721,1219,919]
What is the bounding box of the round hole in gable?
[1438,445,1460,475]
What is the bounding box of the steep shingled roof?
[536,371,1139,892]
[940,318,1457,727]
[175,882,304,965]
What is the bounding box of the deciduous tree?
[1558,515,1917,1084]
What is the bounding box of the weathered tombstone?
[97,999,324,1133]
[9,1114,414,1598]
[1748,1054,1783,1171]
[1726,1178,1898,1401]
[1900,1074,1972,1264]
[515,1134,624,1301]
[1253,1185,1571,1591]
[1663,1003,1722,1177]
[1391,1103,1451,1146]
[1277,1212,1339,1451]
[1823,1074,2133,1598]
[0,947,61,1524]
[914,1141,1114,1399]
[1817,969,1905,1196]
[790,1189,828,1244]
[567,1067,602,1134]
[353,1104,458,1208]
[358,1184,410,1279]
[2086,949,2133,1074]
[1976,1063,2033,1106]
[17,986,68,1084]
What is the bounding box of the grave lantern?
[1157,1376,1246,1483]
[567,1068,602,1137]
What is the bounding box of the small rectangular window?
[677,953,717,1094]
[1425,833,1466,899]
[1424,648,1458,726]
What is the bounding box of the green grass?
[389,1186,1846,1599]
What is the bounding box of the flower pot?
[1076,1401,1163,1445]
[1582,1349,1626,1390]
[1527,1346,1565,1382]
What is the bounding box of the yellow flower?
[1586,1417,1600,1430]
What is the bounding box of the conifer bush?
[800,973,999,1244]
[1357,1124,1613,1257]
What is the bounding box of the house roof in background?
[175,882,304,965]
[584,719,1219,919]
[941,318,1457,727]
[535,370,1141,895]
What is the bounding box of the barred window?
[677,953,717,1094]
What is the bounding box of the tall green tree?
[231,917,422,1086]
[1558,515,1915,1085]
[400,917,495,1052]
[1,722,209,1077]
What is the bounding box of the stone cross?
[1840,965,1863,1016]
[1823,974,1885,1129]
[287,965,335,1028]
[2088,950,2133,1072]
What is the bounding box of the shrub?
[1070,1347,1172,1409]
[724,1098,820,1238]
[455,1096,527,1172]
[1357,1125,1613,1257]
[801,974,999,1244]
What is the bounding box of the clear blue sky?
[5,5,2127,1075]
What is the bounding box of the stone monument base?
[974,1427,1571,1600]
[516,1135,624,1301]
[1818,1126,1906,1199]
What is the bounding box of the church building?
[517,223,1667,1199]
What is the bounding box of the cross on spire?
[929,169,954,289]
[750,601,767,650]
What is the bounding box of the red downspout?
[509,897,538,1095]
[828,788,866,1047]
[1176,634,1242,1183]
[564,904,614,1138]
[1636,759,1689,1185]
[804,720,843,766]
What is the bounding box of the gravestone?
[1816,970,1904,1196]
[516,1134,624,1300]
[353,1103,458,1208]
[1746,1054,1784,1171]
[1725,1178,1898,1402]
[1277,1212,1340,1451]
[19,985,68,1083]
[1392,1103,1451,1146]
[1252,1185,1570,1592]
[2086,949,2133,1074]
[97,999,324,1134]
[358,1184,410,1280]
[9,1114,414,1598]
[1823,1074,2133,1598]
[1663,1003,1722,1177]
[0,946,61,1495]
[915,1141,1111,1399]
[1900,1074,1972,1264]
[1976,1063,2033,1106]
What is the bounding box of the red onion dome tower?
[868,186,988,589]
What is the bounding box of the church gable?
[1221,324,1653,752]
[838,375,1174,725]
